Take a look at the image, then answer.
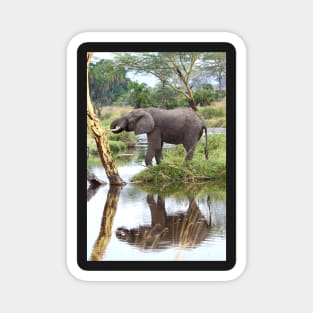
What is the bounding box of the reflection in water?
[87,169,106,201]
[87,133,226,261]
[87,183,103,202]
[89,186,122,261]
[116,194,211,250]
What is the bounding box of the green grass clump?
[133,181,226,200]
[198,98,226,128]
[108,140,127,153]
[108,131,137,148]
[131,134,226,184]
[200,106,225,119]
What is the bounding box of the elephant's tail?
[203,127,208,160]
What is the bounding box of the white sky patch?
[127,72,158,87]
[92,52,114,62]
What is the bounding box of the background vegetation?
[89,52,226,113]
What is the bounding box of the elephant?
[110,107,208,166]
[115,194,211,250]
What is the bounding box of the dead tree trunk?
[86,52,125,185]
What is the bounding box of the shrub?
[109,140,127,153]
[131,134,226,184]
[108,131,137,148]
[194,87,216,106]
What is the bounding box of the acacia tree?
[87,52,125,185]
[200,53,226,92]
[116,52,200,110]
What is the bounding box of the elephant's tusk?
[111,126,121,131]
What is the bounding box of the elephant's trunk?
[110,118,126,133]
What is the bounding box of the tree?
[87,52,125,185]
[200,53,226,92]
[193,84,216,106]
[89,59,129,107]
[116,52,201,110]
[152,82,185,109]
[128,81,153,108]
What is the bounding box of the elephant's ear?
[135,111,155,135]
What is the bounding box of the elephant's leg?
[147,194,166,227]
[183,141,197,161]
[145,147,155,166]
[155,141,163,164]
[185,146,196,161]
[146,128,162,166]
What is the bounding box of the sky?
[92,52,158,87]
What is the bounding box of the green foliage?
[193,85,216,106]
[89,59,130,106]
[199,53,226,91]
[116,52,201,109]
[148,83,185,109]
[134,181,226,200]
[216,89,226,99]
[131,134,226,184]
[108,140,127,152]
[128,81,154,108]
[199,106,225,119]
[89,53,226,110]
[108,131,137,148]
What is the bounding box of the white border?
[66,32,246,281]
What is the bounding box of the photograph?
[79,44,235,271]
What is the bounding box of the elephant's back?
[145,107,203,128]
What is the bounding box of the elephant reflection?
[116,194,211,250]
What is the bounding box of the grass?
[107,131,137,148]
[198,98,226,127]
[99,101,226,128]
[87,137,136,167]
[131,134,226,184]
[133,181,226,201]
[100,106,133,127]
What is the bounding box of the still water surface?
[87,128,226,261]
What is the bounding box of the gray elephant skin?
[110,107,208,166]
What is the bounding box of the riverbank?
[87,100,226,167]
[131,134,226,184]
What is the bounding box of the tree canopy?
[88,52,226,110]
[116,52,200,110]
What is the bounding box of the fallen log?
[87,169,106,185]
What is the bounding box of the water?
[87,128,226,261]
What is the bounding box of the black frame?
[77,42,236,271]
